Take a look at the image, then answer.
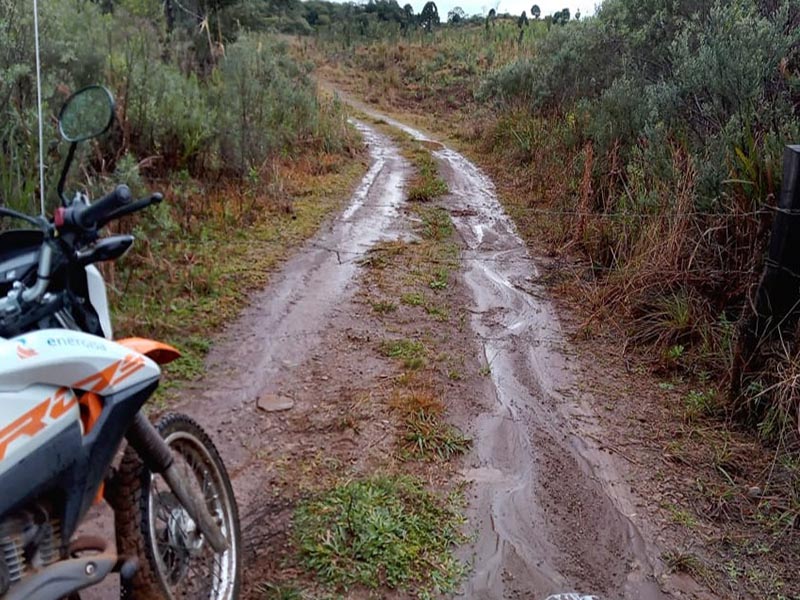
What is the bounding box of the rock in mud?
[257,393,295,412]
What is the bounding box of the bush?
[477,0,800,427]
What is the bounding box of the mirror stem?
[58,143,77,206]
[33,0,45,216]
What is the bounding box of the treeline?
[185,0,581,41]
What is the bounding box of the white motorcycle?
[0,87,241,599]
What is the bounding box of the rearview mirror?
[58,85,115,143]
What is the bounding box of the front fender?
[116,338,181,365]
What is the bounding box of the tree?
[552,7,570,25]
[420,0,439,32]
[517,10,528,44]
[575,9,580,20]
[530,4,540,19]
[447,6,466,24]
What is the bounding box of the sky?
[406,0,601,19]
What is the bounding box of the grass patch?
[380,338,426,370]
[293,475,466,596]
[254,583,303,600]
[417,205,454,241]
[402,410,471,461]
[406,147,449,202]
[401,291,424,306]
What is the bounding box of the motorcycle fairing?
[0,329,160,394]
[0,378,159,552]
[0,329,163,550]
[85,265,112,339]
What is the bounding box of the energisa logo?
[46,336,106,352]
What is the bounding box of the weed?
[406,147,449,202]
[684,389,717,421]
[425,303,450,320]
[255,583,303,600]
[380,338,427,370]
[370,299,397,314]
[666,344,685,362]
[429,267,450,290]
[401,292,425,306]
[390,386,444,415]
[479,364,492,377]
[663,502,697,528]
[417,206,454,241]
[293,476,466,595]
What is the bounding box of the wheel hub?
[167,504,204,557]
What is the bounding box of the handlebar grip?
[76,184,132,229]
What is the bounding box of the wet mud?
[90,106,709,599]
[175,121,411,502]
[347,110,679,599]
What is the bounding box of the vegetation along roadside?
[0,0,366,400]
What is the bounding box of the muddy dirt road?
[151,109,709,598]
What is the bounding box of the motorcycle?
[0,86,241,599]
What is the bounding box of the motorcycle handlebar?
[75,184,132,229]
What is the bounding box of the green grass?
[417,206,454,241]
[402,410,471,461]
[380,338,427,370]
[255,583,303,600]
[370,299,397,314]
[293,475,466,596]
[406,148,449,202]
[401,291,425,306]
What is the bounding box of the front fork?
[124,413,229,553]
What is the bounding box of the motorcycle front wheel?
[114,412,241,600]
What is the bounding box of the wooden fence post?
[731,145,800,401]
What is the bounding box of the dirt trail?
[159,108,707,598]
[346,111,673,598]
[175,121,410,502]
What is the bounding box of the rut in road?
[174,110,700,599]
[354,112,676,599]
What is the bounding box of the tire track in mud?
[176,121,411,503]
[347,110,679,599]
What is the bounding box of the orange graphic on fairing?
[72,354,145,393]
[0,388,77,461]
[16,345,37,360]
